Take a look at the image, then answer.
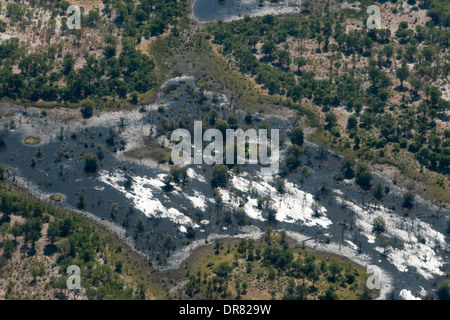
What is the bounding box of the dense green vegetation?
[206,0,450,177]
[0,179,153,299]
[0,0,188,105]
[180,230,375,300]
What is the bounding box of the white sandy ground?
[99,170,202,229]
[187,167,207,183]
[218,172,332,227]
[334,194,448,281]
[399,289,421,300]
[97,165,332,233]
[191,0,302,23]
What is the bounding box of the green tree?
[208,109,220,126]
[446,218,450,234]
[3,239,14,258]
[286,144,303,171]
[277,50,291,69]
[372,181,384,200]
[294,56,307,73]
[215,120,230,136]
[340,158,355,179]
[226,114,239,130]
[402,191,415,209]
[81,103,94,119]
[274,177,286,193]
[355,162,372,190]
[47,221,61,245]
[84,153,98,173]
[169,165,188,185]
[347,115,358,130]
[372,216,386,235]
[396,65,410,89]
[77,192,85,209]
[63,53,75,76]
[436,281,450,300]
[261,41,276,61]
[289,127,304,146]
[428,86,442,106]
[0,164,6,180]
[325,112,337,129]
[10,222,23,243]
[214,262,233,278]
[211,164,229,188]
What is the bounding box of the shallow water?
[0,77,449,299]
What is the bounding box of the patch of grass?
[49,194,65,202]
[37,179,52,187]
[123,135,171,163]
[23,136,41,146]
[141,36,175,104]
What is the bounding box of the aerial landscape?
[0,0,449,302]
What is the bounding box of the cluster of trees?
[338,158,373,190]
[207,3,449,174]
[183,231,366,300]
[0,37,155,103]
[4,0,187,39]
[163,165,188,191]
[0,183,146,299]
[0,0,189,104]
[285,126,304,171]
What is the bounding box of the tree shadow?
[0,215,11,225]
[54,292,68,300]
[44,244,57,256]
[394,85,408,92]
[27,247,37,257]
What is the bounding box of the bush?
[402,191,415,209]
[437,281,450,300]
[81,103,93,119]
[84,154,98,173]
[289,127,304,146]
[371,181,384,200]
[285,144,303,171]
[2,239,14,258]
[355,162,372,190]
[214,262,233,278]
[211,164,229,188]
[347,115,358,130]
[372,216,386,235]
[273,177,286,193]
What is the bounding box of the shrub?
[81,103,93,119]
[402,191,415,209]
[372,216,386,235]
[84,153,98,173]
